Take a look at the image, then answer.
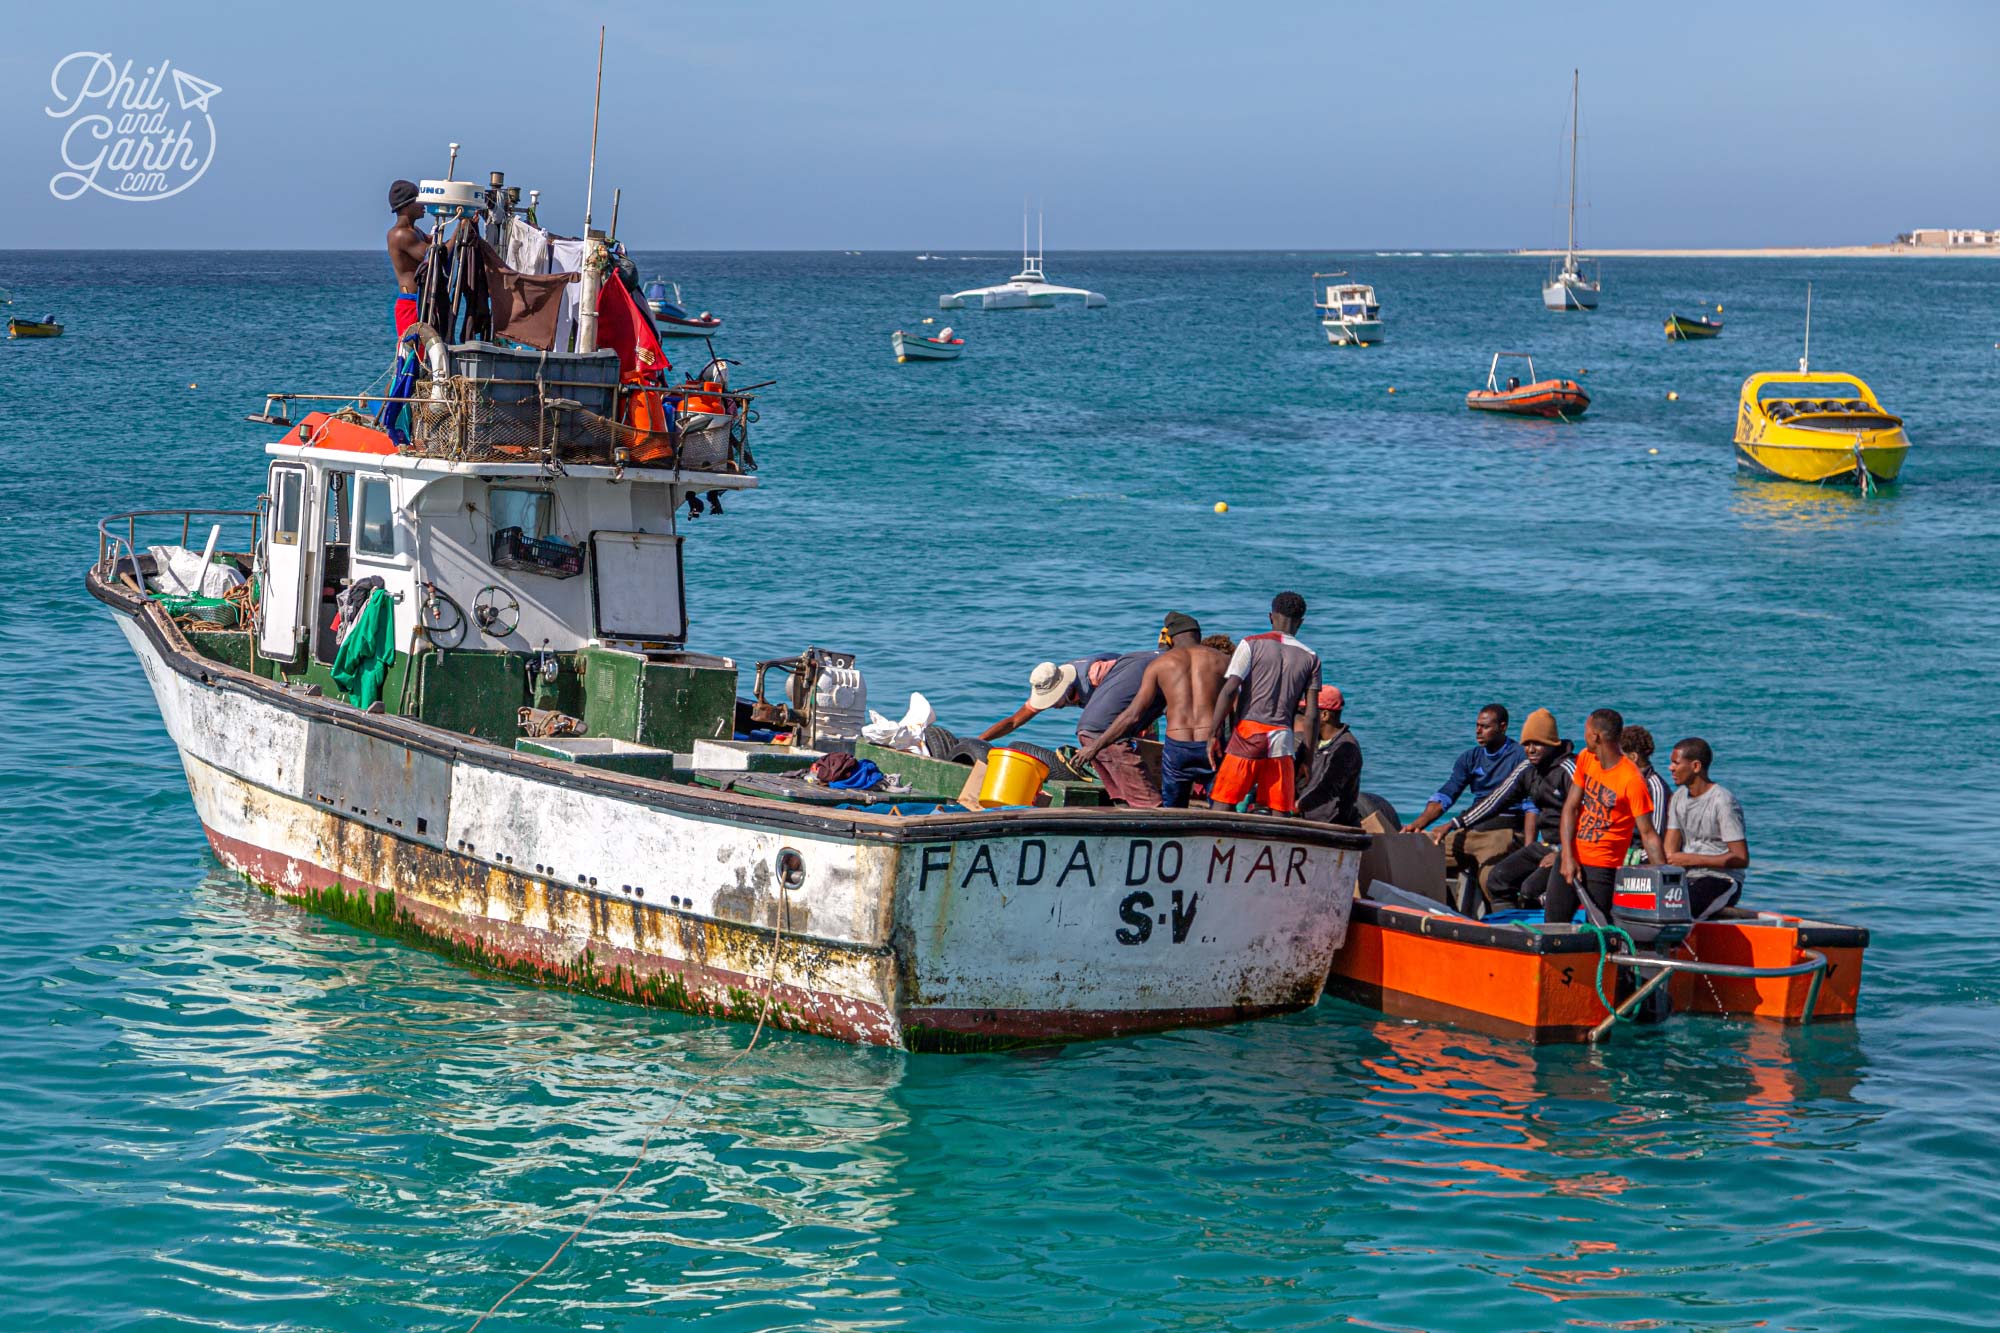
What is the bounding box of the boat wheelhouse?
[1312,273,1383,345]
[89,155,1363,1052]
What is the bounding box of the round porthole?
[775,847,806,891]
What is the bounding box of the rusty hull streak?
[199,759,903,1044]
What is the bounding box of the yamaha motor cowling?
[1612,866,1693,1022]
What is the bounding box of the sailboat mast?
[1566,69,1579,261]
[1801,282,1813,373]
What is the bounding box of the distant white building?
[1901,227,1997,247]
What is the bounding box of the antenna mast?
[583,25,605,233]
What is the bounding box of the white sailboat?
[1542,69,1600,312]
[940,210,1107,310]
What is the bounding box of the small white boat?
[1542,70,1600,312]
[643,278,723,337]
[892,326,963,362]
[940,211,1106,311]
[1313,272,1384,345]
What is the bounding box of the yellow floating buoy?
[1387,386,1397,394]
[1716,304,1724,313]
[1214,501,1229,514]
[896,356,907,364]
[1666,391,1679,401]
[1649,448,1659,454]
[188,382,198,389]
[921,317,934,324]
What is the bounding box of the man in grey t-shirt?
[1665,737,1751,918]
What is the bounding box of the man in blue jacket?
[1400,703,1530,893]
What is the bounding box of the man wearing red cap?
[1297,685,1363,825]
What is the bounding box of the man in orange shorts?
[1206,592,1321,814]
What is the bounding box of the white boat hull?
[1542,277,1599,311]
[100,592,1362,1051]
[1322,318,1385,346]
[892,331,962,361]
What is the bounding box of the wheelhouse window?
[490,486,553,539]
[272,470,304,545]
[355,477,396,556]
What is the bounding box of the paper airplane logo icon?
[172,68,221,113]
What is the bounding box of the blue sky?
[2,0,1994,250]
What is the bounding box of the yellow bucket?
[979,747,1050,807]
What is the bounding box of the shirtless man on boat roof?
[386,179,430,340]
[1076,612,1231,808]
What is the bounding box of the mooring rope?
[467,899,791,1330]
[1578,921,1637,1021]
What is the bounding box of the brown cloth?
[413,222,578,350]
[476,238,576,351]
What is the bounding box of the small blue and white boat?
[643,278,723,337]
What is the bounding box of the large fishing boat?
[89,153,1363,1052]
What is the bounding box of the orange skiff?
[1465,379,1590,418]
[1326,898,1866,1042]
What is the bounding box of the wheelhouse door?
[258,463,309,661]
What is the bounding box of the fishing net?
[406,375,754,474]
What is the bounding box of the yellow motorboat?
[1734,372,1909,487]
[1733,283,1909,489]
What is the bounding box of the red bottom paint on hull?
[199,823,1276,1052]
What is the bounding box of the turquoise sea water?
[4,249,1998,1331]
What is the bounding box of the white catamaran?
[940,210,1107,310]
[1542,69,1600,312]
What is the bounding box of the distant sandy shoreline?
[1515,245,2000,259]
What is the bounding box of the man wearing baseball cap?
[1296,684,1363,825]
[980,647,1163,806]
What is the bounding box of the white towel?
[548,236,589,351]
[503,219,551,276]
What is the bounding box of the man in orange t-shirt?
[1549,707,1669,923]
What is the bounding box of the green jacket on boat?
[330,588,397,709]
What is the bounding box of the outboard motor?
[1611,865,1693,1023]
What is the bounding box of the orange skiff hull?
[1465,380,1590,418]
[1325,899,1866,1042]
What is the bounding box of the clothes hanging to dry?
[476,238,577,352]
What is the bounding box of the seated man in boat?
[1405,704,1531,894]
[1296,686,1363,827]
[1550,708,1669,924]
[1507,375,1522,391]
[1619,724,1672,851]
[1452,708,1573,910]
[1664,737,1750,919]
[1206,592,1322,815]
[1075,613,1229,808]
[981,651,1162,807]
[386,179,431,342]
